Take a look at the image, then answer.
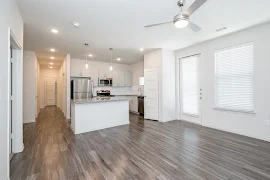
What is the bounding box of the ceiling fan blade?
[144,21,173,28]
[184,0,207,16]
[188,21,202,32]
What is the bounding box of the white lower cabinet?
[129,96,138,113]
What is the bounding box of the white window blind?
[181,55,199,116]
[215,43,254,113]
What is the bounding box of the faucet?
[138,88,142,96]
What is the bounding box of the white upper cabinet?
[97,69,132,87]
[124,71,132,86]
[70,59,133,87]
[112,71,119,86]
[89,68,99,86]
[98,68,112,79]
[118,71,125,86]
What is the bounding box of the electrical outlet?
[264,119,270,126]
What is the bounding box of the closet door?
[144,68,159,121]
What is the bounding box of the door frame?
[44,78,57,106]
[8,29,24,180]
[179,53,202,125]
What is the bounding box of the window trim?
[213,42,255,114]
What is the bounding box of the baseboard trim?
[23,119,35,124]
[13,143,24,153]
[177,118,202,125]
[70,125,75,134]
[202,123,270,142]
[176,118,270,142]
[129,111,139,114]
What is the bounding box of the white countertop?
[72,96,131,104]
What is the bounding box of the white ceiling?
[17,0,270,67]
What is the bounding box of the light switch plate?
[264,119,270,126]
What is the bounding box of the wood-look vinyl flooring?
[10,106,270,180]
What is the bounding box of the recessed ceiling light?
[117,58,121,61]
[88,54,93,57]
[73,22,80,27]
[50,62,54,65]
[50,66,53,69]
[50,57,55,59]
[50,29,59,33]
[139,48,144,51]
[50,48,56,52]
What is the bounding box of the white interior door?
[180,55,202,124]
[144,68,159,120]
[45,78,56,106]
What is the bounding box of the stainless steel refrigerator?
[71,78,94,99]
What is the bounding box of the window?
[215,43,254,113]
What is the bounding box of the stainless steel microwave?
[98,78,113,86]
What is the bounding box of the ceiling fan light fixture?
[173,13,189,28]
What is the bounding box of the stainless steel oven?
[98,78,113,86]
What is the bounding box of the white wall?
[58,54,71,119]
[0,0,23,179]
[161,50,176,122]
[144,49,176,122]
[66,55,71,119]
[39,68,59,109]
[61,57,67,116]
[23,51,37,123]
[144,49,162,69]
[57,62,64,111]
[131,61,144,95]
[175,23,270,141]
[131,61,144,86]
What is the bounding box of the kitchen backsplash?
[93,86,131,96]
[93,86,144,96]
[131,86,144,96]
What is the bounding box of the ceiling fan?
[144,0,207,32]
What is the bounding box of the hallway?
[11,107,270,180]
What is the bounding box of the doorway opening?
[9,28,24,175]
[44,78,57,106]
[179,54,202,124]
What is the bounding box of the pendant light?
[109,48,113,71]
[85,54,89,69]
[85,43,89,70]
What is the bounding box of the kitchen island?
[71,97,130,134]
